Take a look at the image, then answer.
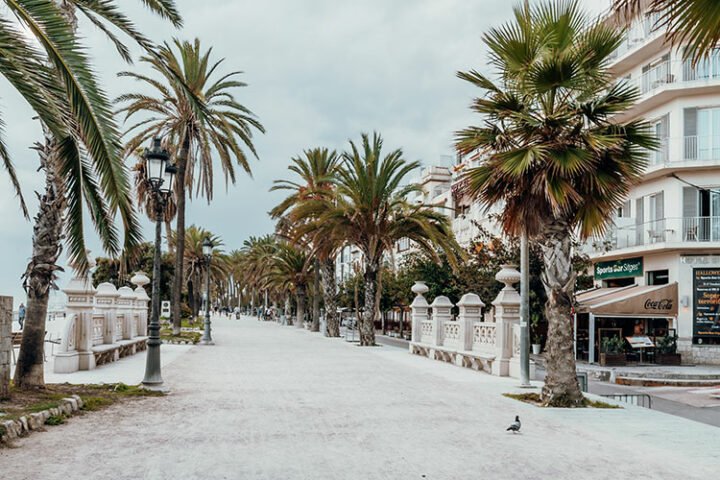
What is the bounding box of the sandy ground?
[1,315,718,479]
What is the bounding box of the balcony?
[614,61,720,121]
[585,217,720,256]
[640,136,720,175]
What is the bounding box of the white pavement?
[1,315,718,479]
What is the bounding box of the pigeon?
[506,415,521,433]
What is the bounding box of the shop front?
[574,283,678,365]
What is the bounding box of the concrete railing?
[409,265,534,379]
[54,269,151,374]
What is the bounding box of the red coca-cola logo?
[644,298,673,310]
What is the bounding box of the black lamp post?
[201,235,215,345]
[142,137,175,391]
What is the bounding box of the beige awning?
[575,283,677,317]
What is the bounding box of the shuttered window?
[683,187,698,217]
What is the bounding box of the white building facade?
[580,9,720,364]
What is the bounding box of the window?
[617,199,631,218]
[641,54,671,93]
[648,269,669,286]
[456,204,469,218]
[682,186,720,241]
[648,192,665,242]
[651,115,669,165]
[397,238,410,252]
[684,107,720,160]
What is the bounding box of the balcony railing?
[638,136,720,167]
[586,217,720,253]
[639,61,674,95]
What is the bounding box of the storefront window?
[648,269,669,285]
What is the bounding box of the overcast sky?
[0,0,610,307]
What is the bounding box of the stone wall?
[0,296,11,400]
[678,340,720,365]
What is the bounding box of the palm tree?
[293,133,463,346]
[455,1,655,406]
[117,38,265,334]
[173,226,224,322]
[266,242,313,328]
[241,235,278,316]
[613,0,720,65]
[7,0,181,389]
[271,148,343,336]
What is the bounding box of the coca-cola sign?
[644,298,673,311]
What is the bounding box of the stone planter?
[656,353,681,365]
[600,353,627,366]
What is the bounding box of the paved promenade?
[1,316,717,479]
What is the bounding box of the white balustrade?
[53,263,151,374]
[409,265,530,379]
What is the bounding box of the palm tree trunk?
[186,278,194,323]
[14,138,65,389]
[284,295,292,325]
[171,135,190,335]
[320,258,340,337]
[311,258,320,332]
[14,0,78,390]
[361,256,379,346]
[539,217,584,407]
[165,220,173,255]
[295,285,306,328]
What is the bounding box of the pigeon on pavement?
[506,415,521,433]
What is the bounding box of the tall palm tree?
[117,38,265,334]
[241,235,276,311]
[265,242,313,328]
[173,226,224,322]
[293,133,463,346]
[613,0,720,65]
[7,0,181,389]
[271,148,343,336]
[456,1,655,406]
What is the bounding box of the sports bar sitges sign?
[594,257,643,280]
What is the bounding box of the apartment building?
[577,9,720,365]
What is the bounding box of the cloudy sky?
[0,0,610,307]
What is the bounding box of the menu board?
[693,268,720,339]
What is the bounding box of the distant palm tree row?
[240,134,464,346]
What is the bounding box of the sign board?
[693,268,720,339]
[161,300,171,318]
[594,257,643,280]
[625,335,654,348]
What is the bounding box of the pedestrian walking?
[18,302,26,329]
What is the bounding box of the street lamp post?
[201,235,215,345]
[142,137,176,391]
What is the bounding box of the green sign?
[594,257,643,280]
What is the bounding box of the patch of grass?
[160,329,202,344]
[44,415,65,426]
[80,396,113,411]
[25,402,61,413]
[502,392,621,409]
[586,399,621,409]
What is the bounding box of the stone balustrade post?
[430,296,453,347]
[117,287,135,341]
[131,271,150,337]
[410,281,429,346]
[457,293,484,352]
[62,261,97,371]
[491,264,521,377]
[95,283,119,346]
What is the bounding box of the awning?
[575,283,678,317]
